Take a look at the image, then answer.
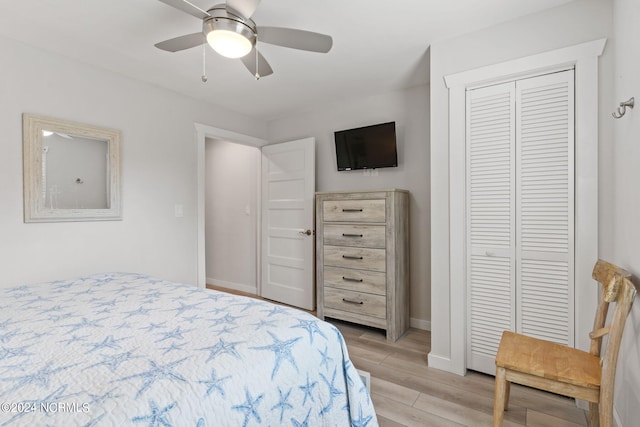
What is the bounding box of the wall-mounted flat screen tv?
[334,121,398,171]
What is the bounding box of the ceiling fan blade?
[258,26,333,53]
[155,32,205,52]
[240,48,273,77]
[226,0,261,18]
[158,0,210,19]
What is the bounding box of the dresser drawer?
[323,287,386,319]
[323,224,385,248]
[324,246,386,272]
[323,266,386,295]
[323,199,386,223]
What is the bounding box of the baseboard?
[206,278,257,295]
[427,352,466,376]
[410,317,431,331]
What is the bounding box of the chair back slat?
[599,276,637,419]
[589,259,632,357]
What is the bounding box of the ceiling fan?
[155,0,333,78]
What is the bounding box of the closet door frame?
[429,39,605,376]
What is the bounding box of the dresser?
[315,189,409,341]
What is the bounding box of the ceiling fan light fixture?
[207,28,252,58]
[203,8,257,59]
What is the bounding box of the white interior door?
[261,138,315,310]
[466,81,517,375]
[515,70,575,347]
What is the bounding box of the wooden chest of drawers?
[316,189,409,341]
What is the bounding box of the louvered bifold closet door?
[516,70,575,347]
[466,82,517,374]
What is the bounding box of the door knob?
[299,229,313,236]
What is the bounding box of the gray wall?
[204,138,259,293]
[268,85,431,328]
[609,0,640,424]
[0,35,267,286]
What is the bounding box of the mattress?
[0,272,377,426]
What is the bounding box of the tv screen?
[334,122,398,171]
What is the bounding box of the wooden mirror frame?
[23,113,122,222]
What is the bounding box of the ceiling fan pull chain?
[201,42,208,83]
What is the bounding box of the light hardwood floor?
[206,285,588,426]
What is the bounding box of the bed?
[0,272,377,426]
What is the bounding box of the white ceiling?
[0,0,573,121]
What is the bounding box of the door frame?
[428,38,606,375]
[195,123,268,289]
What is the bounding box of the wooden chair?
[493,259,637,427]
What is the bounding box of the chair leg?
[493,367,508,427]
[504,380,511,410]
[589,402,599,427]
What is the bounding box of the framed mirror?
[23,114,121,222]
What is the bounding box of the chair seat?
[495,331,602,390]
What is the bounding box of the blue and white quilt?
[0,273,377,426]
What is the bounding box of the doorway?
[195,123,267,290]
[204,138,261,293]
[195,124,316,310]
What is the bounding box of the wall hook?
[612,97,634,119]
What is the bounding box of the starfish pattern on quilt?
[0,360,77,398]
[291,408,312,427]
[131,400,176,427]
[290,318,328,344]
[198,368,231,397]
[199,339,244,363]
[118,358,188,399]
[232,388,264,427]
[319,367,346,415]
[298,373,318,405]
[250,331,302,380]
[83,335,130,354]
[271,386,294,422]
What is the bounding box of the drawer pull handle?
[342,298,364,305]
[342,276,363,282]
[342,255,363,260]
[342,233,363,238]
[342,208,363,212]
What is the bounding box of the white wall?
[608,0,640,425]
[429,0,613,366]
[204,138,259,293]
[0,35,266,287]
[268,85,431,328]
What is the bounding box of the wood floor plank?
[371,377,420,406]
[414,392,525,427]
[372,393,465,427]
[525,409,587,427]
[346,341,392,364]
[377,414,407,427]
